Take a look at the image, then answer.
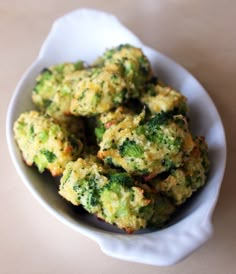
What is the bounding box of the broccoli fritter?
[141,83,187,115]
[13,111,83,176]
[98,111,194,177]
[69,68,128,116]
[94,44,152,98]
[149,136,210,205]
[59,156,106,208]
[59,157,152,232]
[32,62,84,111]
[32,62,85,132]
[59,157,175,233]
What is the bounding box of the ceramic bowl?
[6,9,226,266]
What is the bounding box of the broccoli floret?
[94,121,106,141]
[137,112,186,151]
[33,69,53,94]
[136,111,174,143]
[106,172,133,188]
[119,139,144,158]
[40,149,56,163]
[33,149,57,173]
[139,111,173,136]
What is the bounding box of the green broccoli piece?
[106,172,133,188]
[94,121,106,141]
[136,111,172,137]
[33,149,57,173]
[40,149,57,163]
[33,69,53,94]
[137,112,184,151]
[139,111,173,135]
[119,139,144,158]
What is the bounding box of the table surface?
[1,1,235,273]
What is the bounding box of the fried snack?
[149,137,210,205]
[98,111,194,177]
[70,68,127,116]
[32,62,85,133]
[13,111,83,176]
[141,83,187,115]
[59,156,175,233]
[94,44,152,98]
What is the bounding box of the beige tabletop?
[1,0,235,273]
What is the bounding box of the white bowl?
[6,9,226,266]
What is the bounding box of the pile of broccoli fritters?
[14,44,209,233]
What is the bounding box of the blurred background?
[1,1,235,273]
